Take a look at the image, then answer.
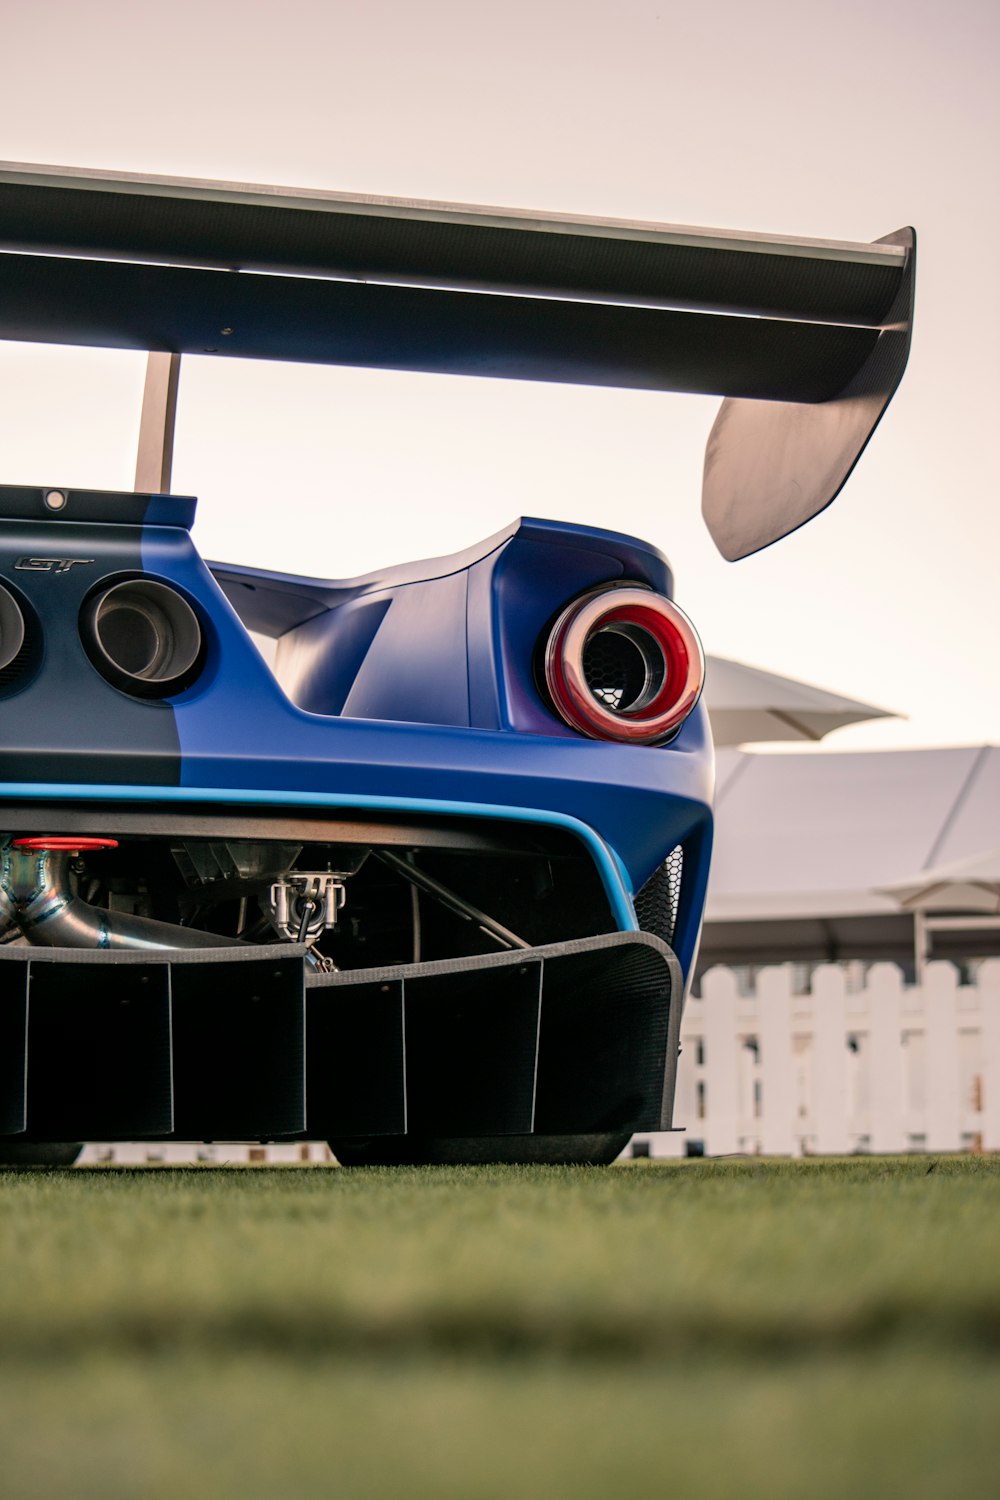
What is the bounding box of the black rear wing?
[0,162,914,559]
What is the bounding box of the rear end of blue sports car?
[0,164,913,1162]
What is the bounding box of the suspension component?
[267,871,348,945]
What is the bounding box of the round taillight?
[544,586,704,744]
[81,578,204,698]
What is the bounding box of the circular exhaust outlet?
[544,586,704,744]
[81,578,204,697]
[0,584,26,673]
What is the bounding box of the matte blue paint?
[0,510,716,975]
[143,493,197,530]
[163,513,711,972]
[235,517,676,738]
[209,515,673,638]
[136,520,714,894]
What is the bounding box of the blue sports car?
[0,165,913,1164]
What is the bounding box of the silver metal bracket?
[267,872,347,945]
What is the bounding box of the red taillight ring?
[544,587,703,744]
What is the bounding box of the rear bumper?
[0,932,682,1145]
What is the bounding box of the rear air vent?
[0,583,26,672]
[80,577,205,698]
[0,582,39,696]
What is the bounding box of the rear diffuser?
[0,931,681,1144]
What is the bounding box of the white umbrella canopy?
[704,655,896,748]
[879,848,1000,914]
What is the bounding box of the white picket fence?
[636,959,1000,1158]
[79,1140,335,1166]
[78,959,1000,1164]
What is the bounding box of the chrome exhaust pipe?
[0,841,234,951]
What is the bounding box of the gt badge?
[14,557,95,573]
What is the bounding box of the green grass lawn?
[1,1156,998,1498]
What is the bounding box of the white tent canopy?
[701,744,1000,971]
[710,743,1000,921]
[880,847,1000,914]
[703,656,895,747]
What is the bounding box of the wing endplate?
[702,228,915,559]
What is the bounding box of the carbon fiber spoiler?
[0,162,914,559]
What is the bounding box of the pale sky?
[1,0,997,750]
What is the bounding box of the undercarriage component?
[0,839,232,950]
[267,871,348,944]
[374,848,530,951]
[171,839,302,890]
[0,816,620,967]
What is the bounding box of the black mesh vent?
[583,629,647,711]
[634,845,683,946]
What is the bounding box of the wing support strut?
[134,351,181,494]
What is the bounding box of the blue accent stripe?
[0,781,638,932]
